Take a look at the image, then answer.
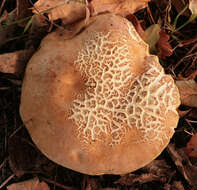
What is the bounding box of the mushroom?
[20,13,180,175]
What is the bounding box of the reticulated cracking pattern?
[69,26,178,146]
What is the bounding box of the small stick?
[0,174,15,189]
[0,0,6,15]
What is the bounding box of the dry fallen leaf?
[0,49,34,75]
[32,0,86,25]
[144,25,173,59]
[7,178,50,190]
[189,0,197,14]
[156,30,173,59]
[186,133,197,158]
[89,0,150,17]
[175,80,197,107]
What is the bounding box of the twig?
[146,4,155,24]
[0,174,15,189]
[0,0,6,15]
[0,157,7,170]
[174,43,197,70]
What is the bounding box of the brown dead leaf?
[0,49,34,75]
[175,80,197,107]
[89,0,150,17]
[156,30,173,59]
[167,143,197,187]
[52,7,93,41]
[7,177,50,190]
[186,133,197,158]
[144,25,173,59]
[126,14,145,40]
[32,0,86,26]
[189,0,197,14]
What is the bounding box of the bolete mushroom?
[20,13,180,175]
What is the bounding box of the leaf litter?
[0,0,197,189]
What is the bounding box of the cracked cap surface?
[20,13,180,175]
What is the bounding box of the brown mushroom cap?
[20,13,180,175]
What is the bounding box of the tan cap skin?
[20,13,180,175]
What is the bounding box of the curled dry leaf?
[144,24,173,58]
[189,0,197,14]
[89,0,150,17]
[175,80,197,107]
[7,178,50,190]
[32,0,86,25]
[156,30,173,59]
[186,133,197,158]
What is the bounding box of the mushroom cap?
[20,13,180,175]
